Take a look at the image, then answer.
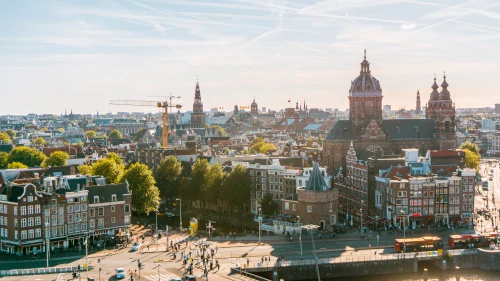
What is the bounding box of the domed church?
[323,50,456,173]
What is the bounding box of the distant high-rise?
[496,104,500,114]
[416,90,421,115]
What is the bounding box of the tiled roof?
[326,120,354,141]
[305,162,328,191]
[381,119,435,140]
[87,181,130,202]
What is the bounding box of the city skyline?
[2,0,500,115]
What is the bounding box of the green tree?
[120,163,160,224]
[261,192,278,216]
[8,162,28,169]
[206,163,224,205]
[0,152,9,169]
[460,141,481,169]
[5,129,16,138]
[85,130,97,138]
[221,164,252,210]
[106,152,123,166]
[78,164,92,175]
[43,151,69,168]
[91,158,124,184]
[155,156,182,201]
[0,132,12,143]
[108,129,123,139]
[8,146,46,167]
[33,137,46,146]
[249,137,276,154]
[189,159,211,203]
[210,125,227,137]
[133,128,147,143]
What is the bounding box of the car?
[116,268,126,279]
[131,242,142,251]
[183,276,196,281]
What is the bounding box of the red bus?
[395,236,443,253]
[480,233,499,247]
[448,234,481,249]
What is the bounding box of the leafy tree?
[210,125,227,137]
[133,128,147,143]
[120,163,160,224]
[58,128,64,133]
[33,137,46,146]
[222,164,252,210]
[78,164,92,175]
[206,163,224,205]
[261,192,278,216]
[460,141,481,169]
[0,152,9,169]
[249,137,276,154]
[85,131,97,138]
[43,151,69,167]
[8,162,28,169]
[5,129,16,138]
[106,152,123,166]
[8,146,46,167]
[0,132,12,143]
[189,159,211,202]
[91,158,124,184]
[155,156,182,201]
[108,129,123,139]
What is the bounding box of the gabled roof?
[87,181,130,202]
[305,162,328,191]
[250,158,272,165]
[303,124,323,131]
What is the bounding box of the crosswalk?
[143,268,206,281]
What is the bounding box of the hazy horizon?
[2,0,500,115]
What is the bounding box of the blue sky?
[1,0,500,115]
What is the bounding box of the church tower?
[426,73,455,150]
[190,80,205,127]
[348,50,383,132]
[250,98,258,115]
[416,90,421,115]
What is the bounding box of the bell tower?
[191,79,205,127]
[426,73,455,150]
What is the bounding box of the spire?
[438,71,451,100]
[416,90,421,114]
[364,48,366,59]
[305,162,327,191]
[296,101,299,110]
[360,49,370,74]
[441,71,448,89]
[430,74,439,101]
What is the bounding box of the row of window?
[13,205,42,216]
[12,228,42,240]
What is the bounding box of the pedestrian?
[216,260,220,270]
[147,244,150,251]
[261,256,264,263]
[186,240,188,247]
[247,258,250,267]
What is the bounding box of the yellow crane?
[109,95,182,148]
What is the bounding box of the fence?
[0,265,94,276]
[231,267,271,281]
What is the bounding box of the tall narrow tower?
[426,73,455,150]
[416,90,421,115]
[191,80,205,127]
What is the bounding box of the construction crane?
[109,95,182,148]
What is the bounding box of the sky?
[1,0,500,115]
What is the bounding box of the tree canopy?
[155,156,182,200]
[5,129,16,138]
[120,162,160,224]
[108,129,123,139]
[33,137,46,146]
[7,162,28,169]
[210,125,227,137]
[91,158,124,184]
[8,146,46,167]
[221,164,252,209]
[0,132,12,143]
[133,128,147,143]
[261,192,278,216]
[77,164,92,175]
[85,131,97,138]
[0,152,9,169]
[249,137,276,154]
[43,151,69,168]
[106,152,123,166]
[460,141,481,170]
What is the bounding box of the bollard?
[455,266,460,281]
[423,268,428,281]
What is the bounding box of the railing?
[231,267,271,281]
[0,265,93,276]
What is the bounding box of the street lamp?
[360,200,364,238]
[303,224,321,281]
[176,198,182,234]
[401,210,406,258]
[258,208,262,243]
[207,221,215,240]
[45,222,50,268]
[297,216,303,260]
[155,208,159,251]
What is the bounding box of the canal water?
[327,268,500,281]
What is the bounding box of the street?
[476,160,500,233]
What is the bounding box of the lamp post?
[297,216,303,260]
[85,231,89,278]
[360,200,364,238]
[207,221,215,240]
[156,264,160,281]
[176,198,182,234]
[45,222,50,268]
[303,224,321,281]
[401,210,406,258]
[258,208,262,243]
[155,208,159,251]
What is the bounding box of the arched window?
[356,84,361,91]
[366,84,372,91]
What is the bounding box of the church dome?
[349,50,382,94]
[438,74,451,100]
[429,76,439,101]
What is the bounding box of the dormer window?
[94,196,99,204]
[111,194,117,202]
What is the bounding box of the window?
[21,206,26,215]
[293,204,296,211]
[74,205,80,212]
[98,207,104,216]
[81,196,87,202]
[21,230,27,240]
[89,208,95,217]
[111,194,117,202]
[28,217,33,227]
[75,223,80,233]
[15,230,18,240]
[284,202,289,210]
[67,205,73,213]
[35,205,40,214]
[125,215,130,224]
[14,207,17,215]
[98,218,104,228]
[58,207,64,216]
[111,217,116,223]
[35,228,41,238]
[82,212,87,221]
[94,196,99,203]
[21,218,27,228]
[74,213,80,222]
[89,220,95,230]
[35,216,41,226]
[68,225,73,234]
[68,214,73,224]
[82,223,87,232]
[67,198,73,203]
[429,191,434,197]
[111,206,115,212]
[28,229,34,239]
[81,204,87,211]
[58,216,64,225]
[14,218,18,227]
[3,205,6,214]
[125,205,130,213]
[307,206,312,212]
[28,196,33,202]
